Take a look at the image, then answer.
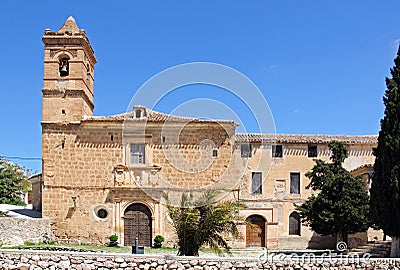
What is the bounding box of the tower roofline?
[42,17,96,65]
[58,16,80,34]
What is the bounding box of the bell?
[60,65,68,74]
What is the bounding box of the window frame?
[290,172,300,194]
[272,144,283,158]
[130,143,146,164]
[241,144,252,158]
[212,148,218,158]
[308,145,318,158]
[289,211,301,236]
[94,205,109,221]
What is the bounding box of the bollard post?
[135,237,139,254]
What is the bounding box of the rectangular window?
[308,145,317,158]
[290,172,300,194]
[272,145,283,158]
[135,109,141,118]
[241,144,252,157]
[212,149,218,158]
[251,172,262,194]
[131,144,145,164]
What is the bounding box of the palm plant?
[165,190,246,256]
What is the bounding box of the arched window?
[289,211,301,235]
[59,57,70,77]
[135,109,142,118]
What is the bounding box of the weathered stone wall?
[1,249,400,269]
[148,123,235,188]
[237,142,376,249]
[0,218,52,246]
[42,123,122,244]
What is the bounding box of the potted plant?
[108,234,118,247]
[153,235,164,248]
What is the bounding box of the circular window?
[94,205,109,220]
[97,208,108,219]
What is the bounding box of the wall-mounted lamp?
[71,195,77,208]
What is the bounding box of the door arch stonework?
[123,203,152,246]
[246,215,266,247]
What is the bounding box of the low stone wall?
[1,249,400,270]
[0,218,52,246]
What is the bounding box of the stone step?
[353,246,389,251]
[348,241,391,258]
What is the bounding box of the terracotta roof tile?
[84,107,377,144]
[235,133,377,144]
[351,164,374,173]
[84,106,236,124]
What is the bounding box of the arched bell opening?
[59,56,70,77]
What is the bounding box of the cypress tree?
[370,46,400,257]
[296,141,370,245]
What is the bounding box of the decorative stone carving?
[274,179,286,193]
[148,165,161,186]
[50,49,78,58]
[113,164,131,187]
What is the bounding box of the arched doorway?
[246,215,266,247]
[124,203,152,246]
[289,211,301,236]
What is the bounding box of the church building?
[41,17,377,249]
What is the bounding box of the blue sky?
[1,0,399,173]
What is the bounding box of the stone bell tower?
[42,16,96,122]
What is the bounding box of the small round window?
[94,205,109,220]
[97,208,108,219]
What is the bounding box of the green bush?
[154,235,164,244]
[24,241,35,246]
[109,234,118,242]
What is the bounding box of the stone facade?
[28,173,43,212]
[0,218,52,246]
[41,17,377,249]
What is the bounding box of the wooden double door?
[124,203,152,246]
[246,215,266,247]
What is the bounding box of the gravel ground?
[0,204,42,218]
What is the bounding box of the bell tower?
[42,16,96,122]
